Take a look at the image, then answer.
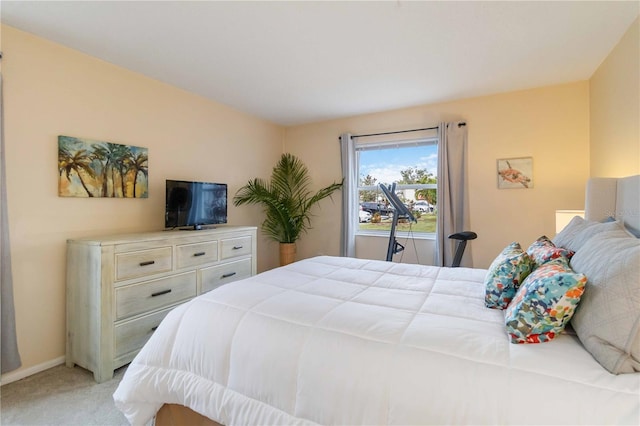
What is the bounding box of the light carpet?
[1,364,128,426]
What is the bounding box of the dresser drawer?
[115,247,172,281]
[201,258,252,293]
[115,272,196,320]
[114,306,174,358]
[66,227,256,383]
[220,236,252,260]
[177,241,218,269]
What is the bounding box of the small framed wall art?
[497,157,533,189]
[58,135,149,198]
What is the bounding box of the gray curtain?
[1,73,22,374]
[339,133,356,257]
[435,122,472,267]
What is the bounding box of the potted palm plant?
[233,153,343,266]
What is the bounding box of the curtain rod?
[352,122,465,139]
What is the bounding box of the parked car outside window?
[359,208,372,223]
[413,200,434,212]
[360,202,394,215]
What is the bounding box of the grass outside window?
[359,213,436,233]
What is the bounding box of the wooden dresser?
[65,226,257,382]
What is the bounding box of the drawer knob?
[193,252,206,257]
[221,272,237,279]
[232,246,243,250]
[139,260,156,267]
[151,289,172,297]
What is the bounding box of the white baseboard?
[0,356,65,386]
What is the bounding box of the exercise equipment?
[448,231,477,267]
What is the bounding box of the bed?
[113,175,640,425]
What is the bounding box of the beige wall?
[284,82,591,269]
[1,25,284,380]
[3,16,635,382]
[590,17,640,177]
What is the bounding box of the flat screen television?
[165,179,227,230]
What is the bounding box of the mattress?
[113,256,640,425]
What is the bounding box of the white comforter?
[114,256,640,425]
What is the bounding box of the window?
[355,137,438,235]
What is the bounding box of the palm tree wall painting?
[58,135,149,198]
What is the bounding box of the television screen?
[165,180,227,230]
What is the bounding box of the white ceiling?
[2,1,638,126]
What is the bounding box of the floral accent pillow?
[526,236,574,266]
[484,242,534,309]
[505,258,586,344]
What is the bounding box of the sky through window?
[358,144,438,185]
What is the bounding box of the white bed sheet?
[113,256,640,425]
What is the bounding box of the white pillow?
[554,217,627,252]
[552,216,587,251]
[571,220,628,250]
[570,230,640,374]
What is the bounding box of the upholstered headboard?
[585,175,640,236]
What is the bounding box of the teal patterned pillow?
[526,236,574,266]
[484,242,534,309]
[505,258,586,344]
